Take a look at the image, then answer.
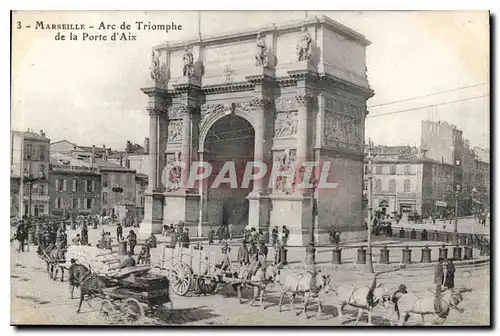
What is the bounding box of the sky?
[11,10,490,150]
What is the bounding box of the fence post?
[420,244,431,263]
[402,245,412,264]
[463,246,473,260]
[438,244,448,260]
[452,244,462,261]
[332,246,342,265]
[379,245,390,264]
[357,246,367,264]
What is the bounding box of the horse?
[275,269,332,319]
[331,283,392,325]
[76,266,108,314]
[67,263,90,299]
[233,261,279,309]
[39,244,67,281]
[396,287,467,326]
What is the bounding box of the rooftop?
[12,130,50,142]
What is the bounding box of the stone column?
[180,104,192,190]
[147,107,159,190]
[252,107,265,193]
[294,91,313,195]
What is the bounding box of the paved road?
[11,243,489,326]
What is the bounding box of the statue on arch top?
[150,50,162,81]
[255,33,269,68]
[296,26,312,62]
[183,46,194,77]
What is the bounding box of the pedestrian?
[249,241,258,258]
[334,228,341,245]
[81,224,88,246]
[281,225,290,247]
[16,221,25,253]
[259,241,268,261]
[182,228,190,248]
[116,223,123,241]
[271,226,279,247]
[208,227,214,245]
[127,230,137,255]
[237,240,250,266]
[68,258,80,299]
[434,258,445,314]
[444,259,456,289]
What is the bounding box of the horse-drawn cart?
[66,246,172,324]
[153,245,240,296]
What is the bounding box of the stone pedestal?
[163,191,200,236]
[247,191,270,241]
[139,190,164,237]
[269,194,313,246]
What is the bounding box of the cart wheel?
[122,298,144,324]
[170,262,192,296]
[196,277,218,294]
[100,300,118,324]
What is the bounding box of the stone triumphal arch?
[139,16,374,245]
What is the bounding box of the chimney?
[105,148,109,162]
[120,154,123,167]
[40,130,45,137]
[91,145,95,167]
[126,159,131,169]
[144,137,150,154]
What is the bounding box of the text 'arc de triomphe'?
[139,16,374,246]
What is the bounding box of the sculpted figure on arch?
[296,26,312,62]
[255,33,269,67]
[183,45,194,76]
[150,50,161,81]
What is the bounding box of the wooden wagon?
[153,245,240,296]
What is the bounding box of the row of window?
[55,179,95,192]
[364,164,414,175]
[101,173,134,188]
[54,197,95,210]
[364,179,412,193]
[24,144,47,161]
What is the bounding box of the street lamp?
[23,164,43,236]
[365,139,375,273]
[305,175,318,270]
[454,184,461,233]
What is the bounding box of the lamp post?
[365,139,375,273]
[305,176,318,270]
[454,184,460,233]
[22,164,43,236]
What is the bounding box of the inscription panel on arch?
[203,42,255,74]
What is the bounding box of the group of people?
[270,226,290,248]
[162,222,191,248]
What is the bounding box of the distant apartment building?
[135,173,148,220]
[11,129,51,218]
[108,139,151,176]
[49,153,102,218]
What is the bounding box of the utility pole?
[454,184,460,233]
[366,139,374,273]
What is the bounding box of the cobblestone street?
[11,236,490,326]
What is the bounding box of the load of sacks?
[65,245,122,277]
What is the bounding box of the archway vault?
[199,106,257,152]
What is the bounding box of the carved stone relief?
[167,120,183,143]
[324,111,362,152]
[167,105,182,119]
[274,111,298,138]
[164,152,182,191]
[274,96,296,112]
[272,149,297,194]
[324,95,364,117]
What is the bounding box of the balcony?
[23,195,50,202]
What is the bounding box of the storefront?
[434,200,447,218]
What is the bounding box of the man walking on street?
[434,258,445,314]
[237,240,250,266]
[116,223,123,240]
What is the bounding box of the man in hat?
[127,230,137,255]
[68,258,80,299]
[237,240,250,266]
[119,250,137,269]
[434,258,445,314]
[116,223,123,241]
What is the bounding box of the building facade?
[11,130,51,218]
[139,16,374,245]
[49,153,102,217]
[97,158,136,218]
[135,173,148,220]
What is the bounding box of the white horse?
[396,287,466,326]
[234,262,279,309]
[331,283,392,325]
[275,269,332,319]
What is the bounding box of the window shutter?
[63,179,67,191]
[78,198,81,209]
[72,180,77,192]
[54,197,58,208]
[55,179,60,191]
[92,181,95,192]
